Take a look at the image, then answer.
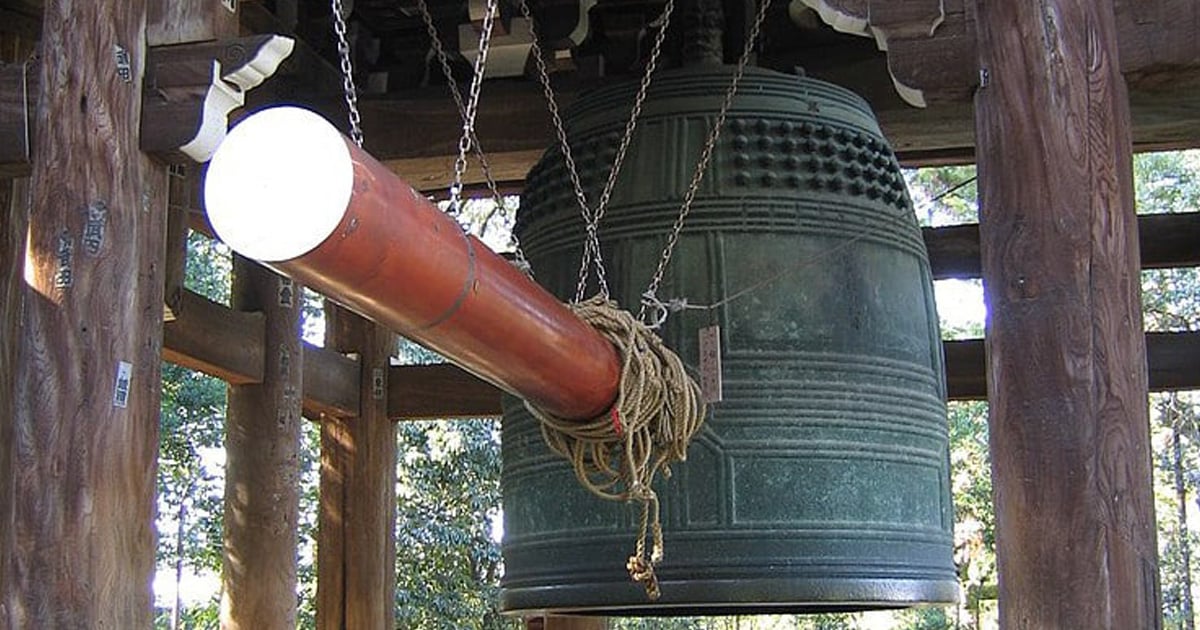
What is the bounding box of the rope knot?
[639,291,689,330]
[523,295,706,601]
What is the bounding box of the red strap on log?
[205,106,619,420]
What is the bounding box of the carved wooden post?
[221,257,304,629]
[317,306,398,630]
[974,0,1161,627]
[3,0,167,625]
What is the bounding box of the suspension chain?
[331,0,364,148]
[418,0,505,209]
[638,0,773,323]
[521,0,675,303]
[449,0,500,218]
[417,0,529,267]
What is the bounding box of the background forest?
[153,150,1200,629]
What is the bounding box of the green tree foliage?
[154,232,232,627]
[394,419,513,629]
[1137,150,1200,630]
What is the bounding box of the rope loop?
[639,291,689,329]
[523,296,706,599]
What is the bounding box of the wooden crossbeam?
[925,212,1200,280]
[162,289,360,417]
[161,303,1200,419]
[159,296,1200,418]
[160,208,1200,420]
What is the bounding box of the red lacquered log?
[204,106,620,420]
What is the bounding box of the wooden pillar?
[0,178,28,626]
[317,306,398,629]
[220,257,304,629]
[3,0,168,625]
[527,615,609,630]
[974,1,1160,628]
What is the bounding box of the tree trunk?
[975,0,1160,627]
[221,257,304,629]
[3,0,167,624]
[1173,395,1196,630]
[172,480,191,630]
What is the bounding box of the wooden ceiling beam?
[360,79,1200,193]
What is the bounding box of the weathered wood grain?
[317,306,397,630]
[0,177,29,628]
[0,60,35,177]
[924,211,1200,280]
[142,34,295,163]
[382,331,1200,417]
[163,289,266,385]
[527,615,610,630]
[147,0,239,47]
[974,0,1160,626]
[162,287,361,417]
[388,363,505,419]
[222,256,303,629]
[6,0,167,624]
[163,167,191,321]
[302,343,361,419]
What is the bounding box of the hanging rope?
[523,296,706,599]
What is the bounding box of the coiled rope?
[523,296,706,599]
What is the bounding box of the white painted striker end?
[204,106,353,262]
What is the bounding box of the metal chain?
[331,0,364,147]
[449,0,500,218]
[638,0,773,323]
[417,0,530,268]
[521,0,675,303]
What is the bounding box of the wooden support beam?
[974,0,1160,626]
[222,257,303,629]
[0,59,36,178]
[302,343,361,420]
[317,307,397,630]
[163,289,265,385]
[147,0,239,46]
[943,332,1200,401]
[4,0,167,623]
[925,211,1200,280]
[163,166,192,321]
[161,288,361,417]
[386,329,1200,416]
[141,34,295,163]
[388,363,505,420]
[0,177,28,628]
[526,615,609,630]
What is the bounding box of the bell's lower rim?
[500,576,960,616]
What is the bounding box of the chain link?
[331,0,364,148]
[449,0,499,218]
[521,0,675,303]
[638,0,773,323]
[417,0,530,269]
